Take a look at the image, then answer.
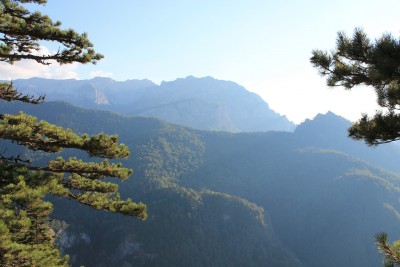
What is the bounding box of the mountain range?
[2,77,400,266]
[9,76,295,132]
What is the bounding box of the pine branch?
[25,157,132,180]
[0,154,31,164]
[0,82,45,104]
[0,112,130,158]
[376,232,400,266]
[68,192,147,220]
[0,0,103,65]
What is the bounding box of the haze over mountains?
[3,77,400,266]
[10,76,295,132]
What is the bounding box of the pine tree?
[311,28,400,145]
[311,28,400,267]
[0,1,147,266]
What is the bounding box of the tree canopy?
[0,0,103,64]
[0,1,146,266]
[311,28,400,146]
[311,28,400,267]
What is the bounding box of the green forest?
[2,100,400,266]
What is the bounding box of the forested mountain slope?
[294,112,400,173]
[1,100,400,267]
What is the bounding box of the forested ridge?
[2,99,400,267]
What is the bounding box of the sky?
[1,0,400,124]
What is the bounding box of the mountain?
[2,100,400,267]
[9,76,295,132]
[295,111,400,173]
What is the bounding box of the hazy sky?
[1,0,399,124]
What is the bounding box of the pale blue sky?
[2,0,400,123]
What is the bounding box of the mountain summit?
[11,76,295,132]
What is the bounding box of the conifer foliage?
[311,28,400,267]
[311,28,400,146]
[0,1,147,266]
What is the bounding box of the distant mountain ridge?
[295,111,400,173]
[9,76,295,132]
